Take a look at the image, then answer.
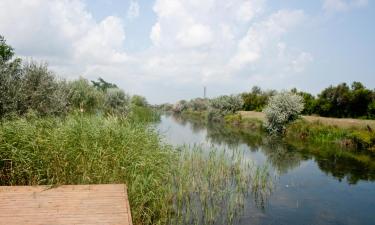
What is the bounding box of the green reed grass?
[169,146,273,225]
[0,113,272,225]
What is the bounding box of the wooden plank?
[0,184,132,225]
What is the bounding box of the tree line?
[0,35,147,119]
[242,83,375,119]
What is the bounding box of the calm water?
[157,114,375,225]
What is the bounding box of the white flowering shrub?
[208,95,243,121]
[172,100,188,113]
[263,92,304,134]
[187,98,209,111]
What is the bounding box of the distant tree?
[91,77,117,92]
[291,88,317,115]
[349,82,372,118]
[241,86,270,111]
[315,83,351,117]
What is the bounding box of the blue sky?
[0,0,374,103]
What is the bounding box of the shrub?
[0,58,23,118]
[67,78,104,113]
[20,62,69,116]
[104,88,130,115]
[263,92,304,134]
[172,100,188,113]
[208,95,243,121]
[187,98,209,111]
[131,95,148,107]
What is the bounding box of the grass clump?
[170,146,273,225]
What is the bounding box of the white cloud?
[0,0,128,71]
[0,0,313,103]
[176,24,213,48]
[150,22,162,46]
[230,10,306,69]
[323,0,368,12]
[127,0,140,19]
[236,0,265,22]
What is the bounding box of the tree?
[291,88,317,115]
[315,83,351,117]
[263,92,304,134]
[91,77,117,92]
[0,35,14,62]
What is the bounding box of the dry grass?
[238,111,375,130]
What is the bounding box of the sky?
[0,0,374,104]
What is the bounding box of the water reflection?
[158,113,375,225]
[160,113,375,184]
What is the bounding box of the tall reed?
[0,113,272,225]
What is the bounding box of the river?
[157,113,375,225]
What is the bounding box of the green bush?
[131,95,148,107]
[67,78,104,113]
[104,88,130,115]
[20,62,69,116]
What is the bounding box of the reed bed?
[0,113,272,225]
[170,147,273,225]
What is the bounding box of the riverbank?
[176,110,375,153]
[233,111,375,153]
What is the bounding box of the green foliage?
[131,95,148,107]
[241,86,269,111]
[91,77,117,91]
[20,62,69,116]
[291,88,317,115]
[263,92,304,134]
[67,78,104,113]
[104,88,130,115]
[0,58,23,117]
[315,82,373,118]
[0,35,14,62]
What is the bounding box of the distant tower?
[203,86,207,99]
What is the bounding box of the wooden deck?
[0,184,132,225]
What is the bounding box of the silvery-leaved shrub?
[208,95,243,121]
[172,100,188,113]
[263,92,304,134]
[104,88,131,116]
